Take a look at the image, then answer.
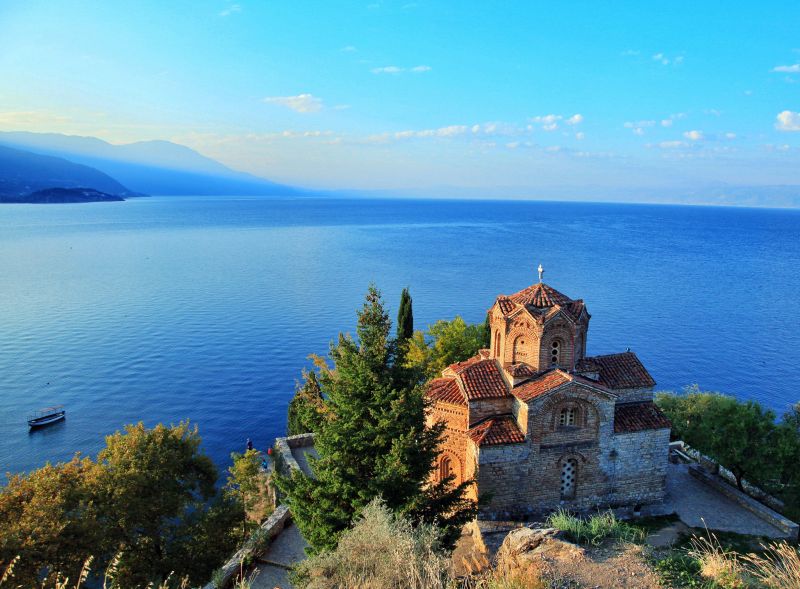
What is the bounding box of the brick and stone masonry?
[425,273,671,519]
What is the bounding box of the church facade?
[425,275,671,518]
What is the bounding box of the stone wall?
[473,383,669,518]
[609,428,670,505]
[612,387,654,404]
[469,397,514,426]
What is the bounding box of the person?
[246,438,253,451]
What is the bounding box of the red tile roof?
[426,377,466,405]
[509,282,572,308]
[467,415,526,446]
[447,354,483,374]
[589,352,656,389]
[497,297,515,315]
[512,370,572,402]
[614,402,671,433]
[459,360,510,400]
[506,363,536,378]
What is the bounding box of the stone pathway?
[250,523,309,589]
[658,462,785,538]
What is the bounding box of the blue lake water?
[1,196,799,477]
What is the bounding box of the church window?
[513,336,527,363]
[494,330,501,357]
[559,407,576,427]
[551,340,561,365]
[560,459,577,499]
[440,456,454,481]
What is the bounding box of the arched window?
[439,456,454,481]
[560,458,578,499]
[550,339,561,366]
[559,407,576,427]
[512,335,527,363]
[494,330,501,358]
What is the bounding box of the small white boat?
[28,405,66,428]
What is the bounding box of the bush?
[545,509,644,546]
[291,498,450,589]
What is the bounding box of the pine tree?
[397,287,414,341]
[287,370,326,435]
[276,285,476,553]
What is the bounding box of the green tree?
[397,287,414,341]
[277,285,476,553]
[405,316,488,379]
[656,387,780,490]
[0,456,103,587]
[0,421,239,588]
[227,449,270,541]
[287,369,326,436]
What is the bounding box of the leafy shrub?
[291,498,450,589]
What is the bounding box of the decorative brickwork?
[424,277,671,518]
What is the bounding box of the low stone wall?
[202,504,291,589]
[688,465,799,541]
[674,441,785,512]
[274,433,315,476]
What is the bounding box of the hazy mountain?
[0,144,137,198]
[0,132,299,196]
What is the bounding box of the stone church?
[425,271,671,518]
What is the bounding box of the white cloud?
[531,114,578,131]
[683,130,704,141]
[661,119,673,127]
[776,110,800,131]
[621,49,640,57]
[264,93,323,113]
[575,132,585,140]
[394,125,468,139]
[372,66,403,74]
[333,104,351,110]
[772,64,800,73]
[724,132,737,140]
[219,3,241,16]
[633,127,645,136]
[658,140,688,149]
[652,52,683,66]
[411,65,432,73]
[624,120,656,128]
[566,114,583,125]
[340,45,357,53]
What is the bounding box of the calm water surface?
[1,196,799,476]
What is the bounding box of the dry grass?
[743,542,800,589]
[292,498,451,589]
[688,532,749,588]
[1,554,189,589]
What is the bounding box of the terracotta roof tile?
[467,415,526,446]
[614,402,671,433]
[497,297,515,314]
[506,363,536,378]
[460,360,510,400]
[425,377,466,406]
[589,352,656,389]
[509,282,572,308]
[512,370,571,402]
[447,354,483,375]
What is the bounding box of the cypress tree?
[277,285,476,553]
[397,287,414,341]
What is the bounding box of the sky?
[1,0,800,197]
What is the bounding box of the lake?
[1,196,799,477]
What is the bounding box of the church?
[425,269,671,518]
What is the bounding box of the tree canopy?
[397,287,414,341]
[0,421,242,588]
[276,285,476,553]
[287,369,326,436]
[404,316,488,379]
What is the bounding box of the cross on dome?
[538,263,544,282]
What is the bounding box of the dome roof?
[509,282,572,308]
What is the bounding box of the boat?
[27,405,66,428]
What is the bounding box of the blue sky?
[1,0,799,196]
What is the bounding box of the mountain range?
[0,132,298,198]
